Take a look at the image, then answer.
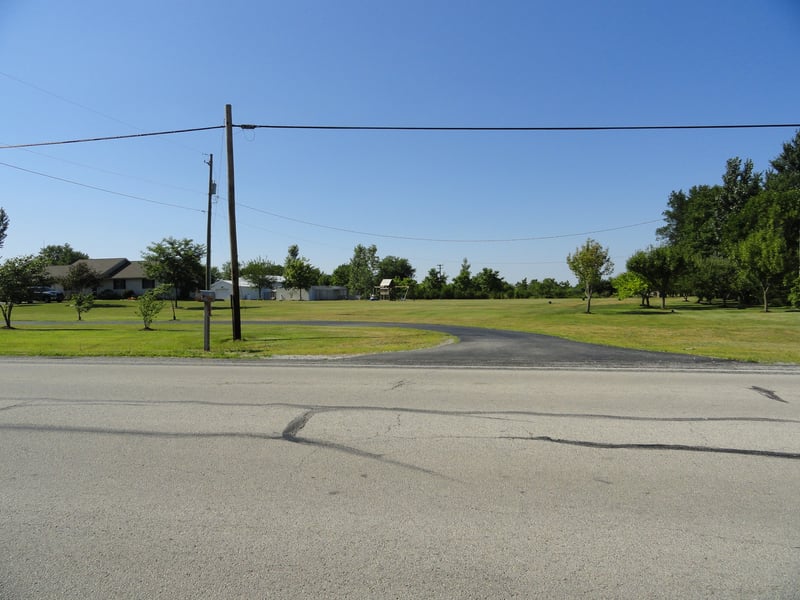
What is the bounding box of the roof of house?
[46,258,153,283]
[46,264,71,280]
[113,261,148,279]
[71,258,130,278]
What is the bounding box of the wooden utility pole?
[205,153,214,290]
[225,104,242,340]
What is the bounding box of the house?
[47,258,157,298]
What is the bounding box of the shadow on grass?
[91,303,131,309]
[179,304,234,313]
[620,303,743,315]
[7,327,110,332]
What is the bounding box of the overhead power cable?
[242,122,800,132]
[0,126,225,150]
[2,121,799,150]
[238,201,662,242]
[0,161,205,213]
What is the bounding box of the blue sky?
[1,1,798,284]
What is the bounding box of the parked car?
[28,286,65,303]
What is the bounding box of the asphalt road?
[1,329,798,598]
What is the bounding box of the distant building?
[210,278,284,301]
[308,286,348,301]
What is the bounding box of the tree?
[60,262,102,297]
[689,255,738,305]
[240,256,280,299]
[612,271,650,306]
[789,275,800,309]
[626,246,679,310]
[718,157,761,221]
[766,130,800,191]
[136,285,170,330]
[452,258,475,299]
[283,256,317,300]
[377,255,415,282]
[71,293,95,321]
[209,265,224,283]
[141,237,205,317]
[219,261,235,280]
[0,255,50,328]
[348,244,379,298]
[474,267,505,298]
[566,239,614,313]
[282,245,318,300]
[0,208,8,250]
[419,267,447,299]
[657,185,723,259]
[736,228,786,312]
[39,243,89,265]
[330,263,351,288]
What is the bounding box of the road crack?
[505,435,800,460]
[750,386,788,403]
[282,409,316,441]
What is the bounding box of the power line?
[238,201,662,242]
[242,122,800,132]
[2,121,798,150]
[0,126,225,150]
[0,161,205,213]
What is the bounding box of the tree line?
[613,131,800,312]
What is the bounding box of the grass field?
[2,296,798,363]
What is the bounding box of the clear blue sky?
[1,1,798,284]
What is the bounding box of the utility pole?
[225,104,242,340]
[205,154,214,290]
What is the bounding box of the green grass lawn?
[2,297,798,363]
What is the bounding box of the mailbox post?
[198,291,216,351]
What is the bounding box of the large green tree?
[240,256,280,299]
[657,185,722,259]
[39,243,89,265]
[141,237,205,315]
[283,256,317,301]
[377,255,415,282]
[626,246,680,310]
[612,271,650,306]
[282,245,320,300]
[474,267,506,298]
[688,255,738,305]
[0,255,50,328]
[418,267,448,299]
[330,263,351,288]
[452,258,475,299]
[348,244,378,298]
[566,239,614,313]
[736,228,786,312]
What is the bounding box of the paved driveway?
[262,321,746,369]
